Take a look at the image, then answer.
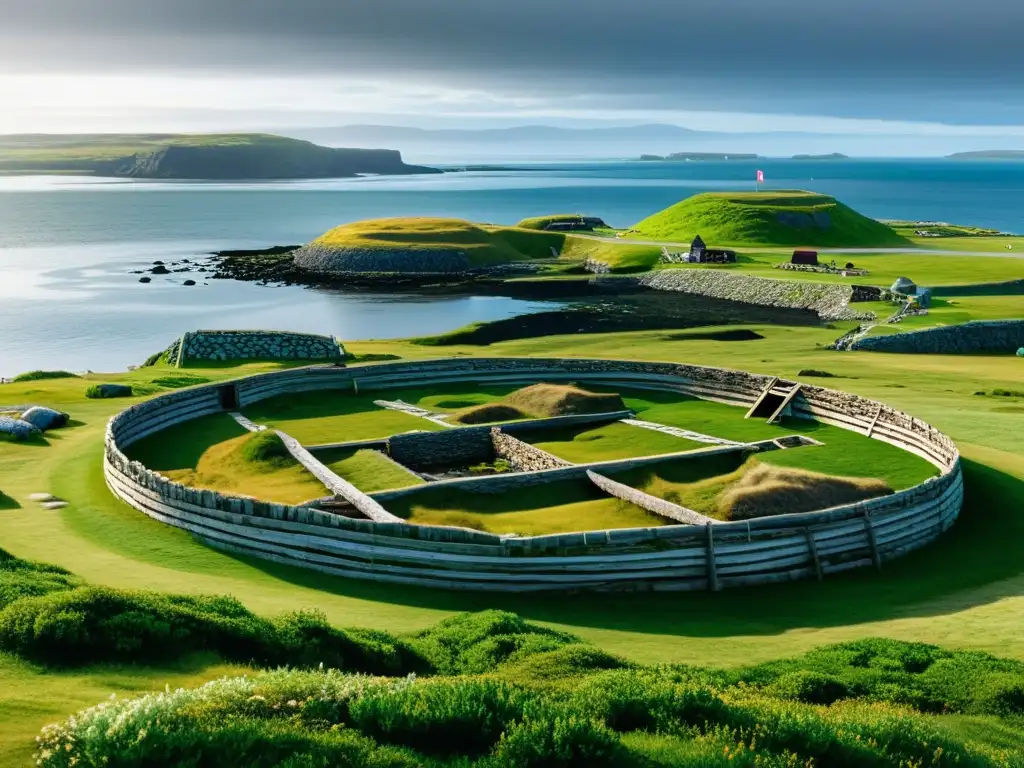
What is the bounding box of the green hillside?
[293,217,565,273]
[0,133,437,179]
[631,191,911,247]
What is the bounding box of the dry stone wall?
[641,270,875,322]
[103,357,963,593]
[587,470,715,525]
[491,429,572,472]
[163,330,344,366]
[850,320,1024,354]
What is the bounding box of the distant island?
[640,152,759,161]
[0,133,439,180]
[947,150,1024,160]
[792,153,849,160]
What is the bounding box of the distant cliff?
[946,150,1024,160]
[0,133,439,180]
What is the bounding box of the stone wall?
[850,320,1024,354]
[102,356,963,593]
[491,429,573,472]
[587,470,716,525]
[388,427,494,471]
[640,270,875,322]
[293,244,471,275]
[164,330,344,366]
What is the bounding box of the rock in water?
[20,407,69,431]
[0,416,41,440]
[183,279,196,286]
[139,276,152,283]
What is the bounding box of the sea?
[2,158,1024,377]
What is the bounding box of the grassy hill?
[0,133,437,179]
[631,191,911,248]
[293,217,565,274]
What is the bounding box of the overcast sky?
[2,0,1024,146]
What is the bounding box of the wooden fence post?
[863,509,882,570]
[706,522,720,591]
[805,527,823,581]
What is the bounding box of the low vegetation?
[9,370,79,383]
[5,543,1020,767]
[630,190,911,247]
[452,383,625,424]
[318,447,424,492]
[717,462,892,520]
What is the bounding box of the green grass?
[305,217,565,268]
[317,447,424,492]
[559,237,662,272]
[630,190,911,247]
[2,324,1024,758]
[527,421,704,463]
[864,296,1024,337]
[385,478,667,535]
[242,391,446,445]
[659,250,1024,288]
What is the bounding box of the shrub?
[490,712,628,768]
[240,430,292,465]
[974,675,1024,717]
[0,587,426,673]
[797,369,836,378]
[412,610,579,675]
[0,548,79,609]
[766,670,852,705]
[150,374,211,389]
[10,370,78,382]
[348,678,531,756]
[85,383,133,399]
[498,644,631,686]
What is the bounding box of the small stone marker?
[29,493,56,502]
[40,501,68,511]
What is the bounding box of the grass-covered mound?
[631,191,911,247]
[450,383,625,425]
[158,430,327,506]
[292,217,564,274]
[9,370,78,383]
[610,457,892,521]
[516,214,608,230]
[718,462,893,520]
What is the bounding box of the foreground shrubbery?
[35,666,1020,767]
[3,547,1024,766]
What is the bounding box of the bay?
[2,158,1024,376]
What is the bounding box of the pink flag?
[756,170,765,183]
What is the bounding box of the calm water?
[2,158,1024,376]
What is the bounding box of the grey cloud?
[2,0,1023,123]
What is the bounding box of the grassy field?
[1,326,1024,760]
[865,296,1024,336]
[658,250,1024,287]
[559,236,662,272]
[629,191,911,247]
[527,421,704,462]
[385,478,666,535]
[242,391,446,445]
[318,447,424,492]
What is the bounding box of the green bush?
[0,548,79,609]
[84,383,133,399]
[150,374,211,389]
[241,430,292,465]
[490,712,628,767]
[348,678,531,756]
[0,587,428,674]
[412,610,579,675]
[10,370,78,382]
[766,670,853,705]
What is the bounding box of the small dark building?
[686,234,736,264]
[542,216,608,232]
[791,249,819,266]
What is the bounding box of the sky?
[2,0,1024,154]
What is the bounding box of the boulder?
[0,416,41,441]
[183,279,196,286]
[1017,347,1024,357]
[20,406,69,431]
[139,276,152,283]
[86,383,133,399]
[150,265,170,275]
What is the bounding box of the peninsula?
[0,133,439,179]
